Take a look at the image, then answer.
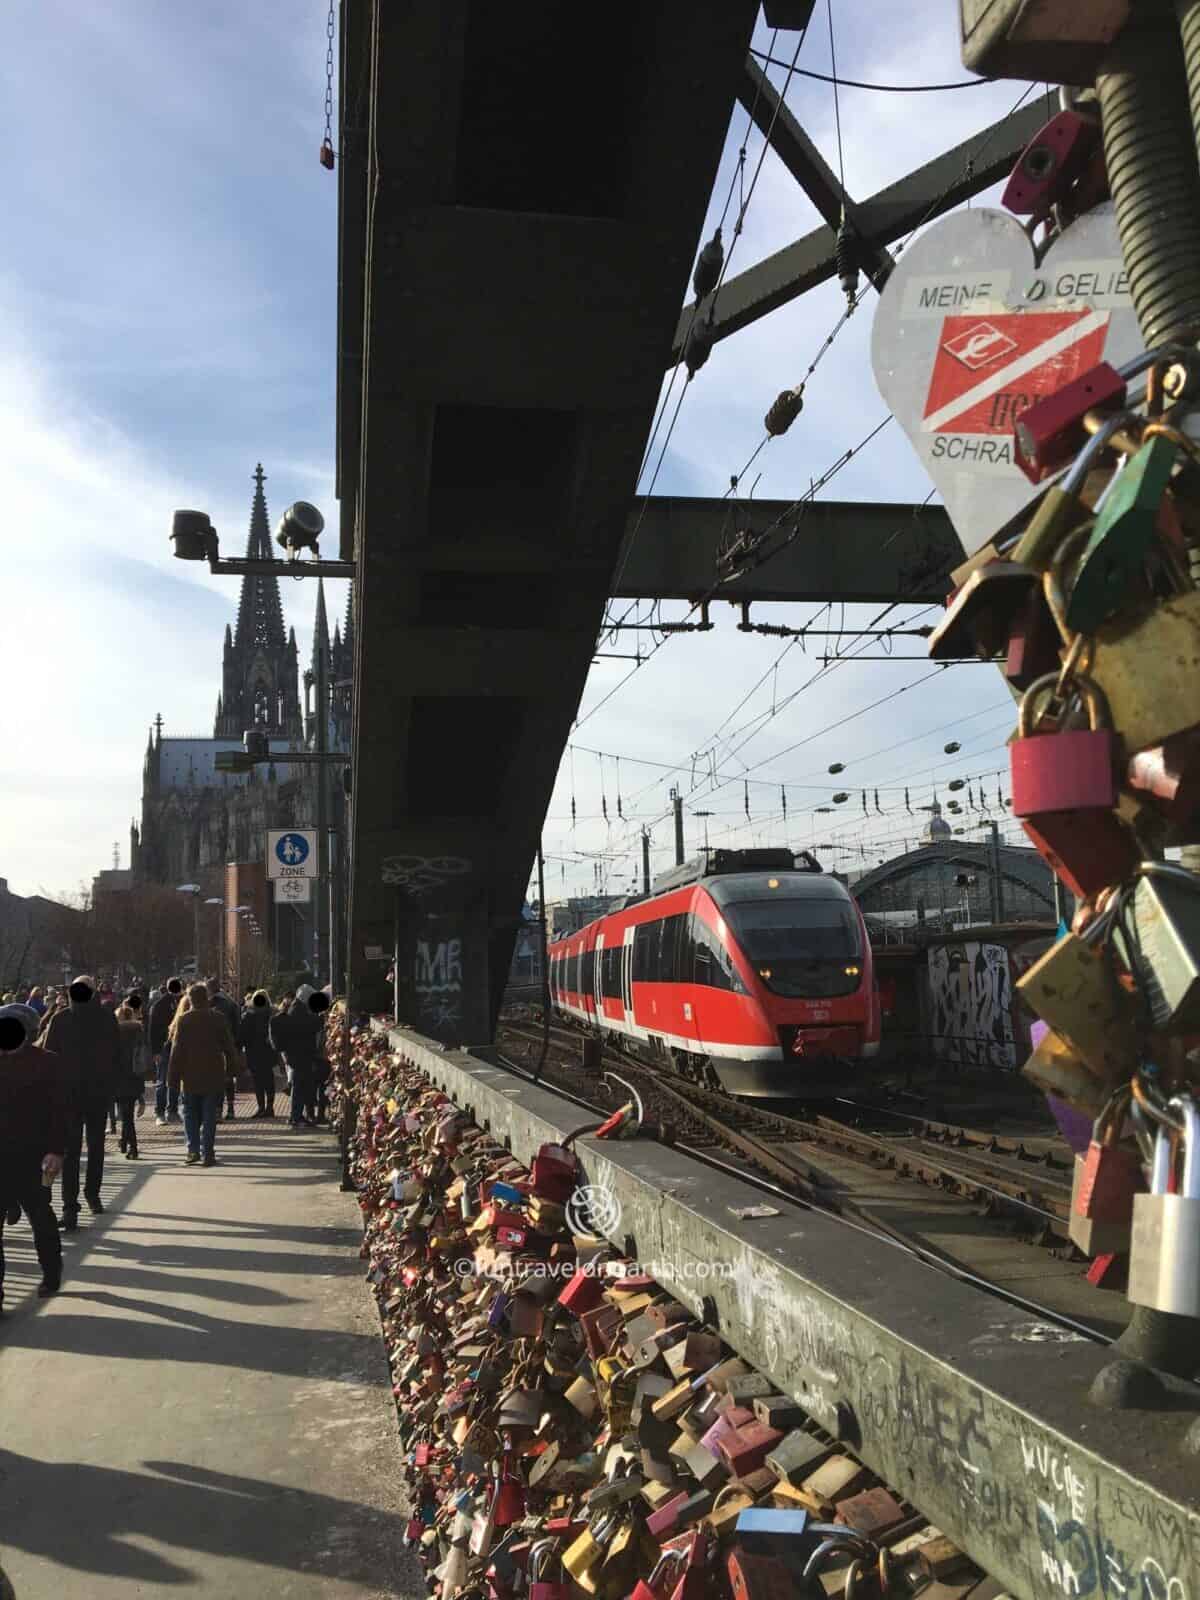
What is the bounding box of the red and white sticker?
[922,308,1109,436]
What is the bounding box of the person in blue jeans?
[149,977,184,1123]
[165,985,238,1167]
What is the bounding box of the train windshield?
[726,898,862,998]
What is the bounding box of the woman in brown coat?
[166,985,238,1167]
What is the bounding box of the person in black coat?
[149,977,184,1124]
[207,979,242,1119]
[237,991,279,1118]
[269,987,330,1127]
[0,1003,65,1309]
[39,977,120,1230]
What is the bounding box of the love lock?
[1128,1097,1200,1317]
[870,201,1140,558]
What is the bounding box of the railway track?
[497,1015,1073,1233]
[492,1016,1108,1343]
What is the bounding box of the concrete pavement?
[0,1106,421,1598]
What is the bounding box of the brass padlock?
[561,1512,620,1587]
[1016,933,1136,1085]
[1021,1026,1110,1116]
[1082,590,1200,754]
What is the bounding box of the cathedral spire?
[232,463,287,656]
[311,578,330,673]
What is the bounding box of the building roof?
[157,737,297,790]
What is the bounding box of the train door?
[621,926,635,1032]
[593,933,605,1024]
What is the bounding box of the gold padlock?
[1016,934,1136,1085]
[561,1512,619,1587]
[1081,591,1200,753]
[1021,1027,1111,1116]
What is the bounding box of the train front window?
[727,899,862,997]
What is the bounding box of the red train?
[548,848,879,1097]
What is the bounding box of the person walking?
[114,1004,149,1159]
[38,976,119,1231]
[150,977,183,1125]
[206,978,241,1120]
[167,984,238,1167]
[270,986,330,1127]
[0,1003,65,1311]
[237,990,279,1117]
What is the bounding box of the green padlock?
[1066,432,1180,633]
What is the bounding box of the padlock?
[1005,580,1064,691]
[529,1537,570,1600]
[627,1550,687,1600]
[559,1268,606,1317]
[532,1141,578,1202]
[1068,1153,1133,1258]
[726,1548,795,1600]
[1128,1101,1200,1316]
[1001,109,1103,225]
[1075,1093,1142,1225]
[1125,726,1200,839]
[1116,864,1200,1031]
[661,1526,710,1600]
[1013,378,1129,490]
[561,1512,620,1588]
[765,1428,834,1486]
[1010,673,1138,899]
[928,561,1040,663]
[1015,933,1136,1084]
[1066,434,1181,633]
[1022,1026,1110,1115]
[960,0,1132,85]
[1084,589,1200,755]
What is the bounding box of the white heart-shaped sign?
[871,202,1140,558]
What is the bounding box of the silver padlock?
[1124,865,1200,1033]
[1128,1097,1200,1317]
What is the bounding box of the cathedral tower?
[213,465,303,742]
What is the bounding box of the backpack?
[131,1035,152,1080]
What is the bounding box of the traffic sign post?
[274,876,312,904]
[267,830,317,880]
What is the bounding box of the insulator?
[944,741,960,754]
[744,782,751,820]
[764,384,805,437]
[948,778,965,792]
[862,791,869,815]
[570,797,576,825]
[833,791,849,804]
[602,797,608,822]
[835,212,859,303]
[684,315,716,378]
[781,786,787,819]
[874,789,883,814]
[905,788,912,813]
[828,762,845,774]
[692,227,724,299]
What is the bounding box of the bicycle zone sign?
[267,830,317,880]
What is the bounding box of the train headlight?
[767,878,780,889]
[844,964,860,977]
[759,968,772,980]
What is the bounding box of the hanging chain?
[321,0,336,167]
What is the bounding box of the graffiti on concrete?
[927,940,1015,1069]
[381,854,472,896]
[414,936,463,1032]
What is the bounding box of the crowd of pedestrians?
[0,975,333,1314]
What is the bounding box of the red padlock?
[663,1527,710,1600]
[1010,672,1138,898]
[1013,362,1126,482]
[558,1267,605,1317]
[1001,110,1103,224]
[529,1538,569,1600]
[1076,1098,1143,1224]
[532,1141,578,1202]
[627,1551,687,1600]
[716,1420,784,1478]
[726,1549,795,1600]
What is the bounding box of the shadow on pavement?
[0,1448,406,1588]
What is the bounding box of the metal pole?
[193,894,200,982]
[642,829,651,894]
[987,822,1002,924]
[671,788,684,865]
[315,640,329,982]
[533,838,550,1085]
[393,888,401,1027]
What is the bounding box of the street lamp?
[205,898,249,990]
[176,884,201,979]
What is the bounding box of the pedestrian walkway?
[0,1102,421,1599]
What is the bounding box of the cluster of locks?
[339,1037,990,1600]
[930,345,1200,1314]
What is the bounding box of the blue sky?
[2,2,1031,902]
